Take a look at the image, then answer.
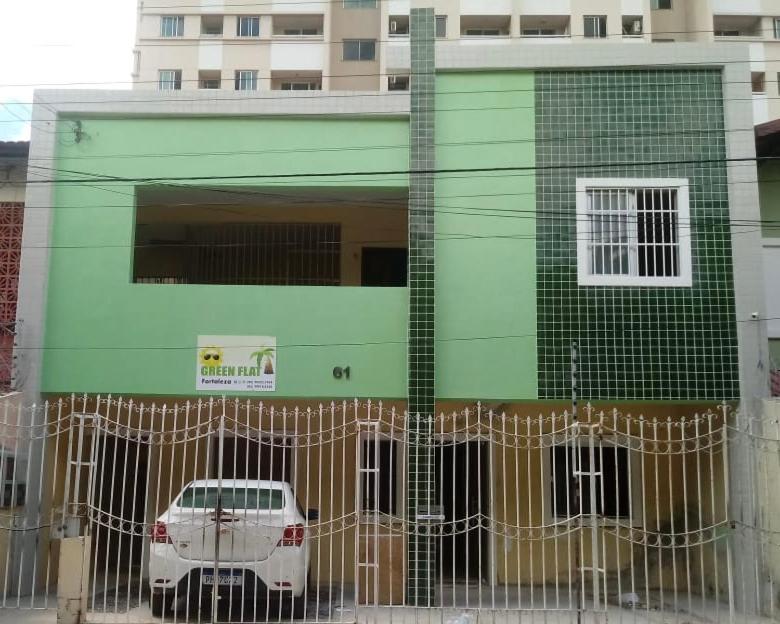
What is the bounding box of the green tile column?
[407,6,436,608]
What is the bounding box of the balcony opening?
[198,70,221,89]
[270,71,322,90]
[519,15,570,38]
[387,75,409,91]
[622,15,643,36]
[272,14,324,36]
[389,15,409,36]
[201,15,223,36]
[133,186,408,287]
[713,15,762,38]
[460,15,510,37]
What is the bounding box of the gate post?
[56,536,90,624]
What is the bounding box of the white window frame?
[160,15,185,37]
[435,15,447,38]
[342,39,376,61]
[237,15,260,37]
[583,15,607,38]
[544,435,643,527]
[576,178,692,287]
[158,69,182,91]
[235,70,258,91]
[651,0,672,9]
[774,18,780,40]
[343,0,377,8]
[280,81,321,90]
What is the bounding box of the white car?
[148,479,313,619]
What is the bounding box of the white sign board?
[196,335,276,392]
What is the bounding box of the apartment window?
[201,15,223,36]
[158,70,182,90]
[282,28,319,35]
[753,72,766,94]
[235,70,258,91]
[343,39,376,61]
[281,81,321,90]
[522,28,557,36]
[237,16,260,37]
[388,75,409,91]
[0,456,25,508]
[343,0,377,8]
[464,28,501,36]
[160,15,184,37]
[576,179,692,287]
[651,0,672,9]
[435,15,447,38]
[361,439,398,515]
[550,446,630,519]
[774,18,780,39]
[584,15,607,38]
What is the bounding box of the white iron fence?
[0,395,778,623]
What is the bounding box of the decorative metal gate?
[1,395,780,623]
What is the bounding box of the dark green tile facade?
[407,7,436,607]
[536,70,739,401]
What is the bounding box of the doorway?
[92,435,149,571]
[216,436,292,481]
[435,441,490,583]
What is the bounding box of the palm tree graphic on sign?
[250,347,275,375]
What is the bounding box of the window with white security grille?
[160,15,184,37]
[576,179,692,287]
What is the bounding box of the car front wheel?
[150,590,173,618]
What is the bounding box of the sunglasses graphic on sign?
[199,347,224,367]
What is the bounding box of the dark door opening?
[216,436,292,482]
[93,435,149,568]
[361,247,408,286]
[435,441,489,582]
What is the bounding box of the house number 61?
[333,366,351,380]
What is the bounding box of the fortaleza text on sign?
[196,335,277,392]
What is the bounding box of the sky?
[0,0,137,141]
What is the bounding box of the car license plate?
[202,570,242,586]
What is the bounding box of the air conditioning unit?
[632,19,642,34]
[390,20,398,33]
[389,75,398,85]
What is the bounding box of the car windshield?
[178,486,285,510]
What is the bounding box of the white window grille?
[775,18,780,39]
[235,70,258,91]
[160,15,184,37]
[584,15,607,38]
[342,39,376,61]
[237,16,260,37]
[576,178,692,287]
[158,70,182,91]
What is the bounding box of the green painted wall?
[44,117,410,397]
[759,161,780,238]
[435,72,537,400]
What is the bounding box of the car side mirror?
[307,509,319,521]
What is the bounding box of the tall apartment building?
[133,0,780,118]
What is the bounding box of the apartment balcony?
[460,16,511,43]
[713,15,763,40]
[519,15,570,42]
